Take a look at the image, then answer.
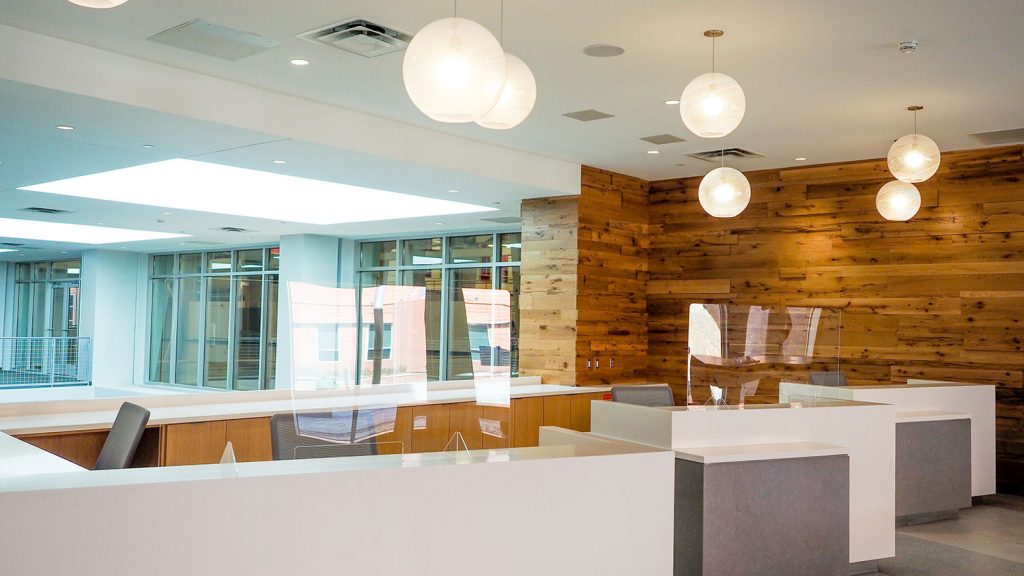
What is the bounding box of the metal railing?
[0,337,92,388]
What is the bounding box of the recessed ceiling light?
[272,160,287,164]
[290,59,310,66]
[162,211,172,215]
[583,43,625,57]
[56,125,75,131]
[795,156,807,161]
[0,218,188,244]
[647,150,660,155]
[435,221,445,225]
[448,189,459,193]
[664,99,680,105]
[21,158,498,225]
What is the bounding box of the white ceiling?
[1,0,1023,259]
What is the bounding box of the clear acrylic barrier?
[687,303,842,405]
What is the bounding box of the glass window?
[179,253,202,275]
[267,247,281,271]
[50,260,81,280]
[263,276,279,389]
[148,249,279,390]
[233,276,263,390]
[207,251,232,273]
[148,279,174,383]
[500,233,522,263]
[447,267,505,380]
[449,234,493,264]
[401,238,442,266]
[14,283,30,337]
[175,277,202,386]
[32,262,48,281]
[236,249,264,272]
[361,241,397,268]
[402,269,443,381]
[203,277,231,389]
[152,255,174,276]
[15,262,29,281]
[499,267,520,375]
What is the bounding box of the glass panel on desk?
[686,303,842,405]
[446,267,514,381]
[287,281,359,391]
[277,407,405,459]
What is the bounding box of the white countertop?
[0,432,86,479]
[675,442,849,464]
[896,410,971,424]
[0,380,608,436]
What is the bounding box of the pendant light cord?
[500,0,504,44]
[914,109,918,134]
[712,35,716,73]
[454,0,458,18]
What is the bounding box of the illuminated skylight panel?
[0,218,189,244]
[20,159,498,225]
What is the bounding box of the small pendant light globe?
[876,180,922,221]
[679,72,746,138]
[68,0,127,7]
[403,17,507,123]
[476,54,537,130]
[887,133,940,183]
[698,167,751,218]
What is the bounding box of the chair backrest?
[270,411,377,461]
[94,402,151,470]
[610,384,675,407]
[810,372,847,387]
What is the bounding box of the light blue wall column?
[275,235,342,389]
[79,250,147,387]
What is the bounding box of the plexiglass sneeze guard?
[686,303,841,406]
[281,281,517,460]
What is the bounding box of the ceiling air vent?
[641,134,686,145]
[23,207,73,215]
[969,128,1024,146]
[563,109,614,122]
[298,18,412,57]
[149,19,280,61]
[216,227,250,233]
[687,147,765,162]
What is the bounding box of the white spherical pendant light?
[887,133,940,183]
[403,17,507,123]
[876,180,922,221]
[680,72,746,138]
[698,167,751,218]
[476,54,537,130]
[67,0,127,7]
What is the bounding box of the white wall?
[275,234,341,388]
[79,250,146,386]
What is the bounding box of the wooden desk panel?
[164,421,227,466]
[225,418,272,462]
[18,427,161,469]
[411,404,451,453]
[512,397,543,447]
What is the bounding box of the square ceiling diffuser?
[149,19,281,61]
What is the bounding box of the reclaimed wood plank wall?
[647,145,1024,492]
[576,167,650,385]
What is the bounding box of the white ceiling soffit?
[0,24,581,197]
[1,0,1023,181]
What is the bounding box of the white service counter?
[588,398,896,565]
[780,380,996,496]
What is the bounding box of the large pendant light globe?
[680,72,746,138]
[698,166,751,218]
[876,180,922,221]
[476,54,537,130]
[67,0,127,7]
[403,17,507,123]
[887,133,940,183]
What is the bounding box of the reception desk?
[0,378,609,468]
[779,380,995,497]
[588,398,896,568]
[0,427,674,576]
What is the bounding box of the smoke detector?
[898,40,918,54]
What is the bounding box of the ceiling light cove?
[19,159,498,225]
[0,218,188,244]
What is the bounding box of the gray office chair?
[271,411,378,460]
[610,384,676,407]
[94,402,151,470]
[810,372,847,387]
